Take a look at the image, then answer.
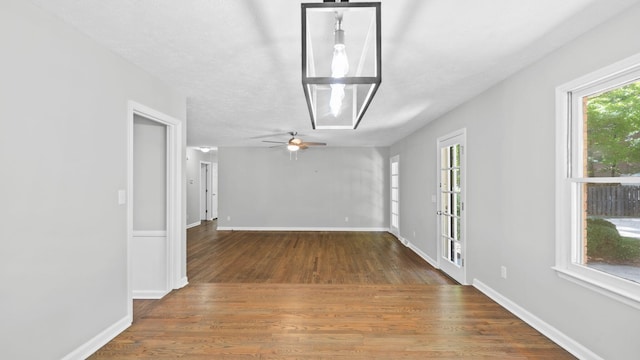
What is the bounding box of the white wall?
[390,4,640,359]
[218,147,389,230]
[0,1,186,359]
[186,148,217,227]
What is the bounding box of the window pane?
[582,183,640,284]
[584,80,640,177]
[391,174,398,188]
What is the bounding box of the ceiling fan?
[262,132,326,152]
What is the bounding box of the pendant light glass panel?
[302,2,381,129]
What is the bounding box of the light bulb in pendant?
[331,43,349,78]
[330,84,345,116]
[330,19,348,117]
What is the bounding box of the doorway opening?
[127,101,186,321]
[200,162,212,221]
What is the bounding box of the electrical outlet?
[501,266,507,279]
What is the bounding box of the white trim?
[127,101,185,320]
[216,226,390,232]
[436,128,468,284]
[389,233,440,269]
[61,315,131,360]
[553,267,640,310]
[199,161,213,221]
[133,289,171,300]
[557,52,640,95]
[187,221,201,229]
[132,230,167,237]
[473,279,605,360]
[555,54,640,309]
[176,276,189,289]
[406,240,439,269]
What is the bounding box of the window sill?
[553,266,640,310]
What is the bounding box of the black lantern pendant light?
[301,0,381,129]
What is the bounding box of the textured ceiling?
[31,0,640,148]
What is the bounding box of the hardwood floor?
[90,221,575,359]
[187,221,453,284]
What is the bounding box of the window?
[556,54,640,308]
[390,155,400,236]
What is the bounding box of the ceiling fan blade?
[301,142,326,146]
[250,132,292,139]
[262,140,287,144]
[269,144,285,148]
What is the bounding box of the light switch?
[118,190,126,205]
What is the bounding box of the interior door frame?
[127,101,185,320]
[436,128,468,285]
[210,162,218,219]
[200,161,212,221]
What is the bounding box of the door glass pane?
[390,156,400,231]
[441,143,463,268]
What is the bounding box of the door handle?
[436,211,443,215]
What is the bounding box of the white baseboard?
[473,279,604,360]
[187,221,200,229]
[133,289,171,299]
[176,276,189,289]
[132,230,167,237]
[405,239,439,269]
[216,226,390,232]
[61,315,131,360]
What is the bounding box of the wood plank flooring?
[90,221,575,359]
[187,221,453,284]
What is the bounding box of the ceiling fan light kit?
[262,132,327,153]
[301,0,381,130]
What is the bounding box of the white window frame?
[555,53,640,310]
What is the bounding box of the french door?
[437,129,467,284]
[390,155,400,237]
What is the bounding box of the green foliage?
[586,218,622,259]
[618,237,640,262]
[586,218,640,263]
[586,81,640,176]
